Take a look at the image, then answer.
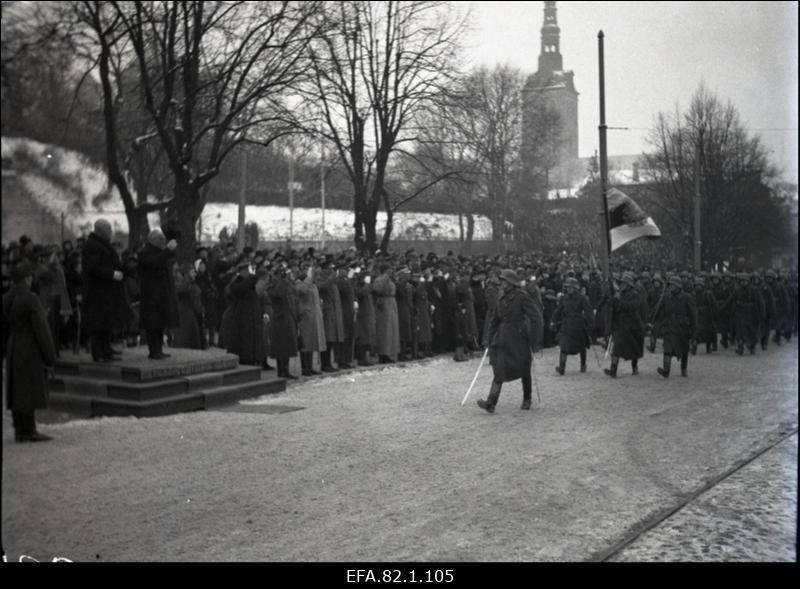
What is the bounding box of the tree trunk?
[457,212,464,243]
[126,209,150,253]
[170,180,200,264]
[379,190,393,254]
[465,213,474,254]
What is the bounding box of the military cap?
[621,272,636,288]
[500,269,521,287]
[564,277,579,289]
[694,276,705,286]
[668,276,683,289]
[765,270,777,279]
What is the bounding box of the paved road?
[2,338,797,562]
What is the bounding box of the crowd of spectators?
[3,220,798,381]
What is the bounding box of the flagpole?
[598,31,612,280]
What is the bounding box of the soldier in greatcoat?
[604,272,645,377]
[652,275,697,377]
[3,260,57,442]
[552,277,594,374]
[476,269,543,413]
[373,263,400,363]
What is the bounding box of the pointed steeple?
[538,1,563,77]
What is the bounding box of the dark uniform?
[692,277,718,354]
[653,276,697,377]
[604,273,645,377]
[552,277,593,374]
[477,270,543,413]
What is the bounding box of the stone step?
[51,365,264,401]
[49,375,286,418]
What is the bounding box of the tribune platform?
[49,347,285,418]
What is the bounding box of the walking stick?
[461,347,489,406]
[531,353,542,405]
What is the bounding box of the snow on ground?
[3,136,492,243]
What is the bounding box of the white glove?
[113,270,124,281]
[167,239,178,251]
[364,276,371,285]
[347,269,355,279]
[354,301,359,311]
[520,280,527,287]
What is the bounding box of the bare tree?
[305,1,468,254]
[87,1,325,260]
[642,83,790,267]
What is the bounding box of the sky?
[461,1,799,182]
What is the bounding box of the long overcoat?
[81,232,127,332]
[732,284,763,346]
[373,274,400,356]
[609,286,645,360]
[223,274,265,365]
[355,282,376,347]
[173,277,203,349]
[487,286,543,383]
[395,277,413,344]
[553,291,593,354]
[137,243,180,331]
[319,274,344,344]
[411,281,432,344]
[337,277,356,341]
[693,287,719,343]
[655,290,697,358]
[295,277,326,352]
[3,285,56,411]
[267,277,299,358]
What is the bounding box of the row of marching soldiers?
[550,268,798,379]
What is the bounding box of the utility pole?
[288,146,295,244]
[694,150,702,271]
[237,147,247,253]
[597,31,612,279]
[320,147,326,250]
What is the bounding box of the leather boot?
[604,356,618,378]
[631,358,639,375]
[520,376,532,410]
[657,356,671,378]
[477,381,502,414]
[579,350,587,373]
[680,355,688,377]
[300,352,312,376]
[555,351,566,375]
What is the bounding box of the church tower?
[522,1,580,195]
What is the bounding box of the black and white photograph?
[1,0,797,570]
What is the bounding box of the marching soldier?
[604,272,645,378]
[767,270,790,345]
[755,272,776,351]
[476,269,543,413]
[552,277,593,374]
[692,276,718,354]
[652,275,697,378]
[730,272,763,355]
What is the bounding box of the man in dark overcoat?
[754,272,775,351]
[138,229,180,359]
[81,219,127,361]
[336,264,357,369]
[223,261,266,366]
[318,260,344,372]
[692,276,719,354]
[652,275,697,377]
[267,265,299,378]
[3,261,57,442]
[730,272,764,355]
[552,277,594,374]
[476,269,543,413]
[395,267,414,361]
[604,272,645,377]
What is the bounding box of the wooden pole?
[237,148,247,253]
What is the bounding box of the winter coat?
[173,277,203,349]
[267,277,299,358]
[373,273,400,357]
[337,277,356,340]
[654,289,697,358]
[395,278,414,343]
[256,276,273,358]
[553,291,593,354]
[196,271,220,331]
[223,274,266,365]
[609,285,645,360]
[318,274,345,344]
[137,243,180,331]
[732,284,763,346]
[758,283,776,336]
[482,282,500,347]
[457,280,479,342]
[355,282,377,347]
[693,287,719,343]
[295,277,326,352]
[487,286,543,383]
[3,285,56,411]
[411,280,432,344]
[81,232,128,332]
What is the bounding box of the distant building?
[522,1,581,194]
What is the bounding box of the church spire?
[538,1,563,77]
